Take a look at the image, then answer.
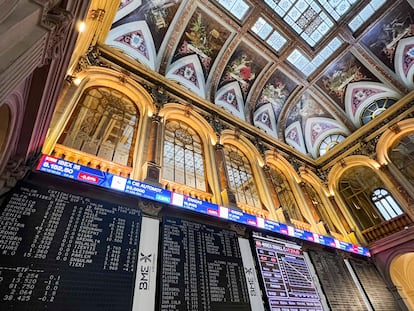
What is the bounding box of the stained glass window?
[217,0,250,20]
[224,144,260,207]
[59,87,139,166]
[348,0,386,32]
[264,0,358,47]
[287,37,342,76]
[162,120,206,191]
[371,188,403,221]
[251,17,287,52]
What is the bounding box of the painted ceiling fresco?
[106,0,413,159]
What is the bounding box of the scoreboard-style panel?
[0,182,142,310]
[159,216,251,311]
[252,234,324,311]
[308,249,368,311]
[349,259,400,310]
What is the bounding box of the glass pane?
[59,87,138,166]
[162,120,206,191]
[224,144,260,208]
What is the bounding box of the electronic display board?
[0,182,142,310]
[36,154,371,257]
[252,234,324,311]
[159,216,251,311]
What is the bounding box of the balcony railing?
[237,202,270,219]
[161,179,214,203]
[362,214,413,244]
[53,144,132,177]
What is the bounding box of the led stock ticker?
[36,154,371,257]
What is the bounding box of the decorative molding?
[205,113,227,136]
[151,86,171,110]
[74,46,110,75]
[39,3,74,64]
[137,199,163,217]
[354,136,380,158]
[0,157,30,196]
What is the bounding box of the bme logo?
[139,253,153,290]
[140,253,152,263]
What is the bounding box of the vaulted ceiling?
[103,0,414,158]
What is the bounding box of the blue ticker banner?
[36,154,371,257]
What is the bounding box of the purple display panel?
[253,234,324,311]
[36,154,371,257]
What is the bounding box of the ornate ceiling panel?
[105,0,413,159]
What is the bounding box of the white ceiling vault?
[105,0,413,159]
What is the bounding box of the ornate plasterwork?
[32,0,74,64]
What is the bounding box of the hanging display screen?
[0,182,142,310]
[252,233,324,311]
[36,154,371,257]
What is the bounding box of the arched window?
[371,188,403,221]
[361,98,397,125]
[302,181,339,233]
[268,165,302,221]
[224,144,260,208]
[58,87,139,166]
[162,120,206,191]
[389,133,414,189]
[319,133,345,156]
[338,166,403,230]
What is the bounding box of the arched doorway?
[390,252,414,311]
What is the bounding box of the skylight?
[264,0,358,47]
[348,0,386,32]
[287,37,342,76]
[217,0,250,20]
[251,17,288,52]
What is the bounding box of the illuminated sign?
[36,154,371,257]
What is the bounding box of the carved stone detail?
[151,86,171,112]
[137,199,163,217]
[253,137,267,156]
[35,1,73,64]
[205,113,226,137]
[229,223,247,236]
[75,46,109,74]
[0,157,30,196]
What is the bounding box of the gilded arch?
[219,130,275,218]
[158,104,220,203]
[264,151,309,226]
[43,66,155,179]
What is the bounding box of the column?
[144,114,162,186]
[215,144,237,208]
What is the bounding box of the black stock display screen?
[253,234,323,311]
[0,182,141,310]
[159,216,251,311]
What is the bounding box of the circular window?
[319,133,346,156]
[361,98,397,125]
